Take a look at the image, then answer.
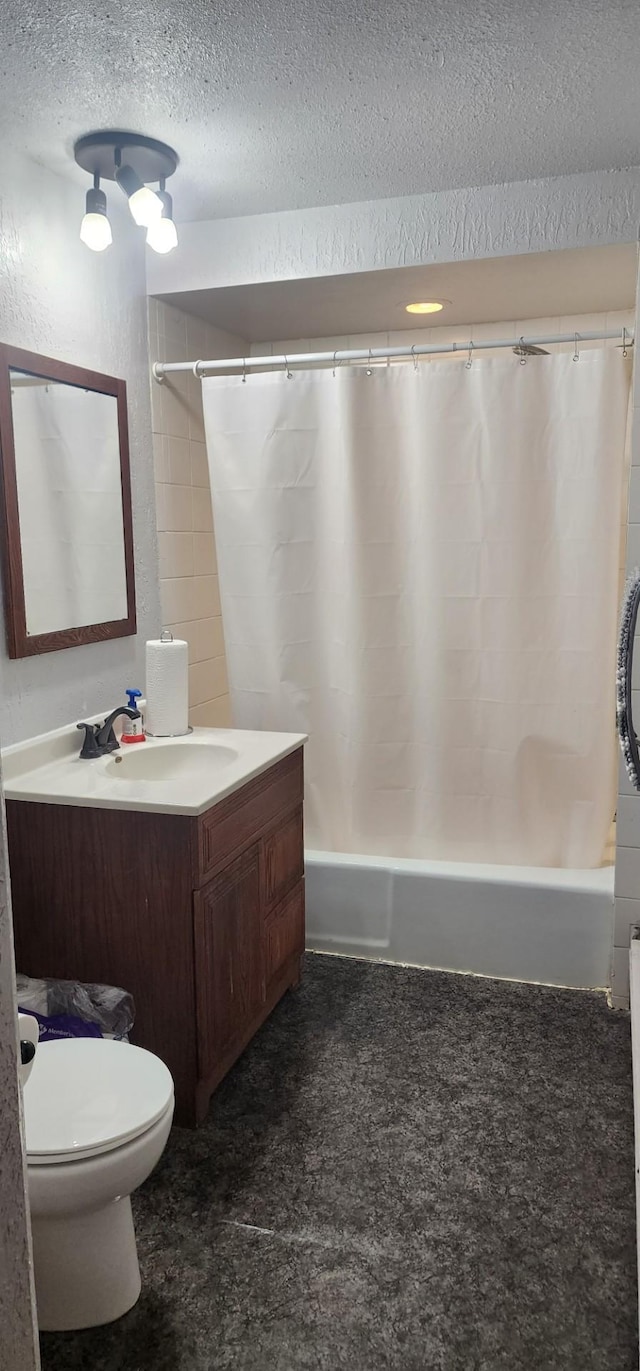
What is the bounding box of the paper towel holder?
[145,628,193,737]
[146,725,194,737]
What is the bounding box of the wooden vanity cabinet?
[7,747,305,1126]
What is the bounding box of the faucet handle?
[76,722,101,759]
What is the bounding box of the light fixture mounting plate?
[74,131,178,183]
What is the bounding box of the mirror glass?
[9,370,128,637]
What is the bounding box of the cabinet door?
[261,806,304,914]
[264,881,305,994]
[194,844,263,1083]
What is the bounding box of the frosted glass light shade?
[128,186,163,227]
[146,216,178,254]
[79,212,112,251]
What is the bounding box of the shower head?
[512,343,549,358]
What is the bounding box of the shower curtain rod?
[152,328,634,381]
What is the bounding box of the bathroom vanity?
[5,727,306,1126]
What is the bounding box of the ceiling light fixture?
[404,301,446,315]
[114,157,163,227]
[79,172,112,251]
[74,131,179,253]
[146,179,178,254]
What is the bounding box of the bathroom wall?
[0,780,39,1371]
[0,153,161,746]
[613,254,640,1009]
[147,166,640,299]
[147,299,246,726]
[0,152,163,1364]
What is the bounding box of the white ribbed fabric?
[203,351,630,866]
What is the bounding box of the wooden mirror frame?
[0,344,136,658]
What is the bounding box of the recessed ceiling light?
[404,301,447,315]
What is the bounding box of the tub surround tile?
[615,844,640,899]
[611,945,631,1007]
[188,659,218,709]
[616,795,640,849]
[192,490,214,533]
[628,468,640,525]
[193,532,216,577]
[157,532,194,581]
[189,696,233,728]
[190,441,209,488]
[150,300,244,726]
[606,309,636,334]
[156,484,193,533]
[614,895,640,945]
[625,522,640,571]
[39,954,635,1371]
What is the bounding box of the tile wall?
[147,299,247,727]
[613,267,640,1009]
[248,310,634,363]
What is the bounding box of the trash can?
[16,974,135,1042]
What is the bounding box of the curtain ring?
[623,327,629,358]
[192,360,203,378]
[411,345,419,373]
[366,348,373,376]
[573,333,580,362]
[242,358,247,384]
[519,336,526,365]
[466,339,473,370]
[284,354,293,379]
[333,350,338,378]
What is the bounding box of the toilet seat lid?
[24,1039,174,1164]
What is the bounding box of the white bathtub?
[305,851,615,990]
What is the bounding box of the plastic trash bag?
[16,974,135,1043]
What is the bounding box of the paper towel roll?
[145,634,189,736]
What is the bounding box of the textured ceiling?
[2,1,640,221]
[162,244,638,342]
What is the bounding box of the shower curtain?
[202,350,630,867]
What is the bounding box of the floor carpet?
[40,953,637,1371]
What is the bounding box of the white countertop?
[2,722,307,816]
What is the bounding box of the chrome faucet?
[76,707,141,760]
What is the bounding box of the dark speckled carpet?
[40,953,637,1371]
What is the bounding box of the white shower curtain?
[203,350,630,867]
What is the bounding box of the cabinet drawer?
[261,807,304,913]
[264,880,305,991]
[197,749,303,885]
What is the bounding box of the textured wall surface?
[0,148,163,1366]
[2,2,640,220]
[0,152,161,745]
[0,778,39,1370]
[147,167,640,298]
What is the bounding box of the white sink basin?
[2,725,307,816]
[104,742,238,783]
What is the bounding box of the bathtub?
[305,851,615,990]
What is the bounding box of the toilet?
[23,1036,174,1332]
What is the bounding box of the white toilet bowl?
[24,1037,174,1332]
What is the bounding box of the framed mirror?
[0,344,136,657]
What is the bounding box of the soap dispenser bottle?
[121,689,146,744]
